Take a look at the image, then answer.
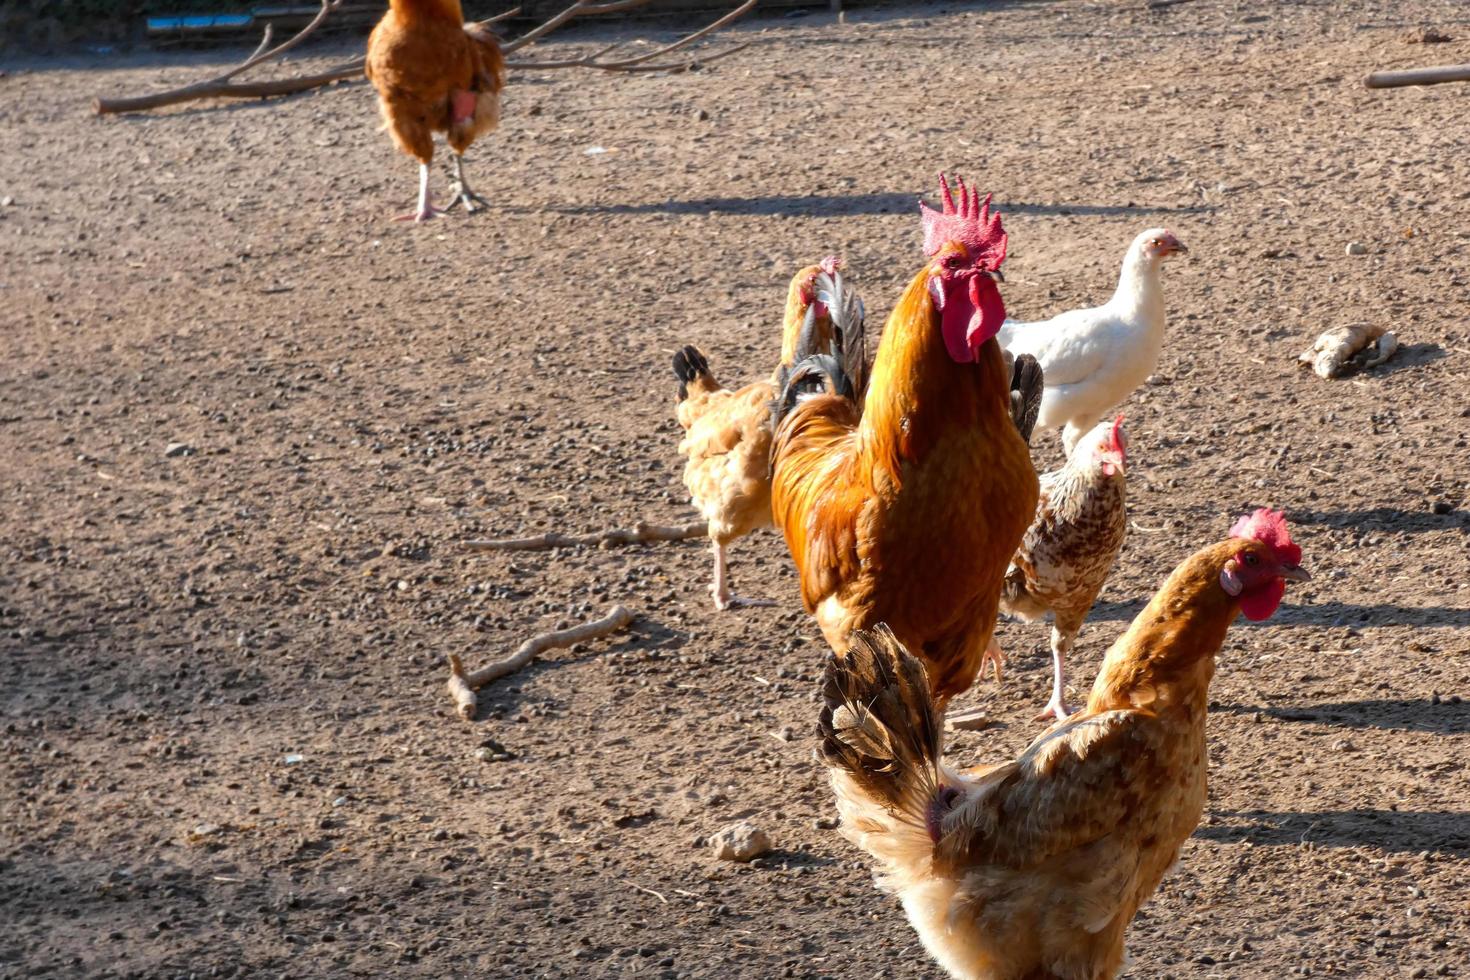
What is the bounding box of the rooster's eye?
[943,255,962,269]
[1243,553,1259,566]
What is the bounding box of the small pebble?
[1345,242,1368,256]
[164,442,194,458]
[709,821,770,862]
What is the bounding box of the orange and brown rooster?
[365,0,506,221]
[818,509,1310,980]
[771,176,1038,706]
[672,259,863,609]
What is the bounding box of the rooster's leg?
[394,163,444,223]
[444,154,491,214]
[709,540,774,611]
[1035,624,1076,722]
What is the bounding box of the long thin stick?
[94,61,364,114]
[446,604,636,719]
[462,520,706,552]
[1364,63,1470,88]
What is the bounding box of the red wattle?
[1239,579,1286,621]
[940,287,978,363]
[969,277,1006,351]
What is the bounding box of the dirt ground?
[2,0,1469,977]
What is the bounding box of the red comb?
[1229,508,1301,565]
[1108,414,1127,455]
[919,174,1008,269]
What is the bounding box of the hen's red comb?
[1107,414,1127,456]
[919,174,1008,268]
[1229,508,1302,566]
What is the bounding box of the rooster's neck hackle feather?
[861,265,1010,466]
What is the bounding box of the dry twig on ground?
[93,0,757,115]
[462,521,706,552]
[446,604,636,719]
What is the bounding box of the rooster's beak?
[984,269,1005,284]
[1279,564,1311,583]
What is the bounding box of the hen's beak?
[1279,564,1311,583]
[1166,240,1189,256]
[984,268,1005,284]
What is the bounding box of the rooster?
[817,509,1309,980]
[365,0,506,222]
[672,259,863,609]
[998,229,1186,453]
[995,415,1130,721]
[771,176,1038,707]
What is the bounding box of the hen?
[998,228,1186,453]
[672,259,863,609]
[997,415,1130,721]
[818,509,1309,980]
[771,176,1038,707]
[365,0,506,221]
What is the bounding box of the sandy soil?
[2,0,1469,977]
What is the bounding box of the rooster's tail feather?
[1008,352,1045,445]
[772,353,854,432]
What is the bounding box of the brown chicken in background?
[365,0,506,221]
[996,414,1130,721]
[817,509,1310,980]
[771,176,1038,707]
[672,259,863,609]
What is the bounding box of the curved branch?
[446,605,636,719]
[502,0,655,55]
[94,60,364,115]
[225,0,342,81]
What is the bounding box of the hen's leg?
[978,635,1006,684]
[1035,623,1078,721]
[709,540,774,610]
[394,163,444,223]
[444,153,491,214]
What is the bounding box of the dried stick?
[446,604,636,719]
[1364,63,1470,88]
[510,0,757,71]
[462,520,706,552]
[94,0,345,114]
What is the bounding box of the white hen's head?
[1133,228,1189,263]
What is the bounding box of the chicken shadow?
[1194,808,1470,857]
[538,194,1217,219]
[1217,698,1470,734]
[1087,597,1470,629]
[1292,504,1468,534]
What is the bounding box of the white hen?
[998,228,1187,454]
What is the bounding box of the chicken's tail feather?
[672,344,718,401]
[1008,352,1045,444]
[814,268,868,398]
[771,353,855,432]
[818,626,946,841]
